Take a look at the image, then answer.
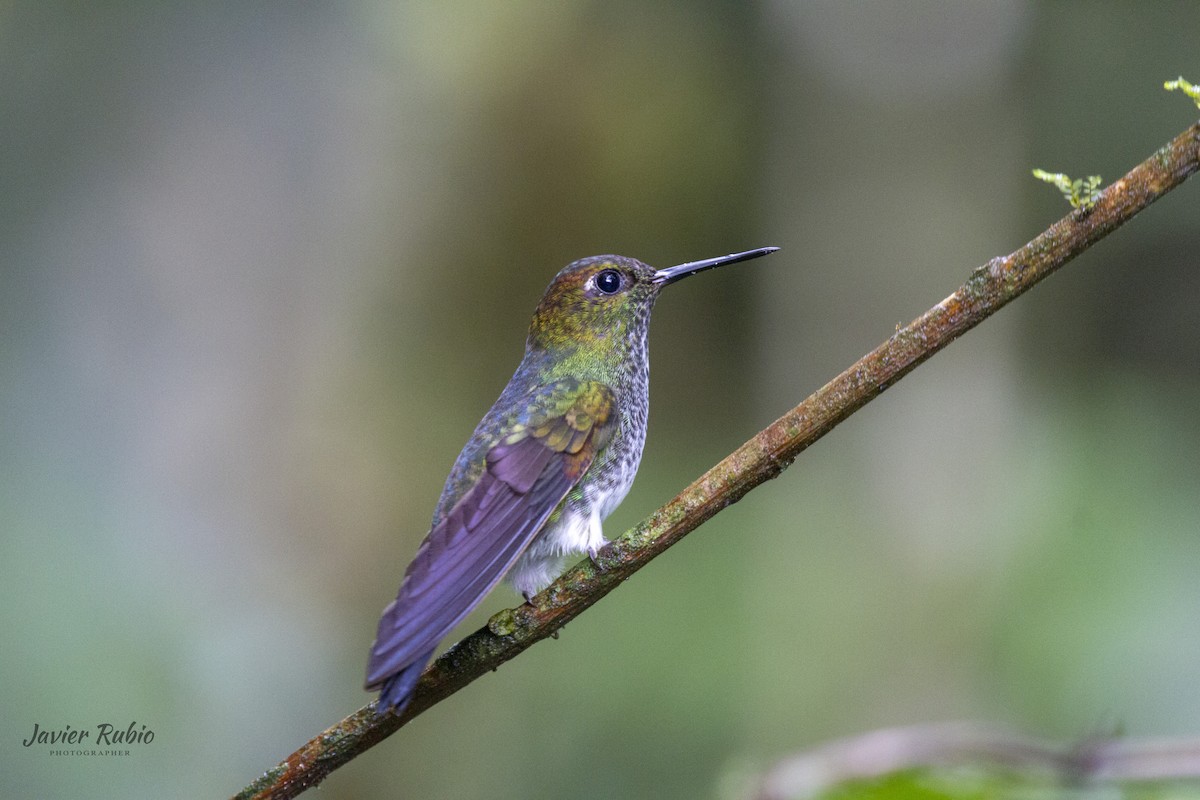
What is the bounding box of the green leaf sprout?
[1031,169,1102,210]
[1164,76,1200,109]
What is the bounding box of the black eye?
[595,269,622,295]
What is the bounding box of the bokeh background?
[2,2,1199,798]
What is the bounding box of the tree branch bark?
[232,120,1200,800]
[749,721,1200,800]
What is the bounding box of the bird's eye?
[594,269,623,295]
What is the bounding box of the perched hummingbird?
[366,246,779,714]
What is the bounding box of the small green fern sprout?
[1163,76,1200,109]
[1031,169,1103,211]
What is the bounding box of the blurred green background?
[2,2,1199,798]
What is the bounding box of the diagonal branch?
[232,120,1200,800]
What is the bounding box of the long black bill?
[653,246,780,286]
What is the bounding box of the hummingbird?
[365,246,779,714]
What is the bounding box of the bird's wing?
[365,378,616,691]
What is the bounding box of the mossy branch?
[232,120,1200,800]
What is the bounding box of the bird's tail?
[374,648,434,717]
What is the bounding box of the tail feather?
[374,648,434,717]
